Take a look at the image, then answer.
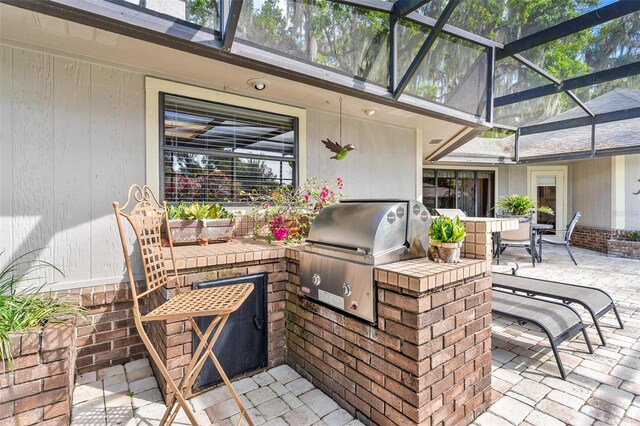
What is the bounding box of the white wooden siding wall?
[507,165,528,195]
[1,46,418,289]
[306,110,416,199]
[0,46,145,289]
[626,154,640,229]
[571,158,611,228]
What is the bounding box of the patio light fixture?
[362,108,378,116]
[248,78,268,91]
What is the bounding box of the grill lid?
[307,200,415,255]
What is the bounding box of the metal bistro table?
[532,223,554,263]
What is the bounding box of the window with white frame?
[161,93,297,203]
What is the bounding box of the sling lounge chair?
[493,273,623,346]
[492,289,594,379]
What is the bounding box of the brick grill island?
[284,218,517,425]
[87,218,517,423]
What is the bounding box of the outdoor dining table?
[532,223,554,263]
[492,222,554,269]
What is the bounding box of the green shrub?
[495,194,554,216]
[0,250,84,371]
[429,215,467,244]
[628,231,640,242]
[167,201,234,220]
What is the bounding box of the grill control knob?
[342,283,352,296]
[311,274,321,286]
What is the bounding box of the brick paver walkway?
[478,245,640,426]
[71,360,363,425]
[71,245,639,425]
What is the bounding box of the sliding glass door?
[423,169,495,217]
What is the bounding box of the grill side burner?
[300,200,432,322]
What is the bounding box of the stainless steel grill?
[300,200,432,322]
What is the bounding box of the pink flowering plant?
[248,177,345,244]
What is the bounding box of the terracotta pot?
[283,215,310,238]
[284,220,300,237]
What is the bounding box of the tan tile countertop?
[375,257,488,293]
[461,217,519,233]
[164,238,294,270]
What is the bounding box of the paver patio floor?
[71,245,639,425]
[482,245,640,426]
[70,360,362,426]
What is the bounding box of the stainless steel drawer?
[299,251,375,323]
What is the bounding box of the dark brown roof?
[443,88,640,163]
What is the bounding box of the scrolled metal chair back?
[113,185,179,306]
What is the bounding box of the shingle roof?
[442,88,640,163]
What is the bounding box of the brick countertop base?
[286,254,493,425]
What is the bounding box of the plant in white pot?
[429,215,467,263]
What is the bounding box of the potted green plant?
[429,215,467,263]
[166,201,236,245]
[495,194,554,217]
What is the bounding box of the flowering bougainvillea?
[247,177,345,244]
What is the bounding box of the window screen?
[162,94,297,203]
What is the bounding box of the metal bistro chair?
[113,185,254,426]
[539,212,581,266]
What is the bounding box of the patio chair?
[493,272,624,346]
[496,216,536,267]
[113,185,254,426]
[492,289,594,379]
[538,212,581,265]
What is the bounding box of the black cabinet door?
[193,273,268,389]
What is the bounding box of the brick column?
[461,218,519,262]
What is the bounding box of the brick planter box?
[607,239,640,259]
[0,319,77,425]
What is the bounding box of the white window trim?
[145,77,307,196]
